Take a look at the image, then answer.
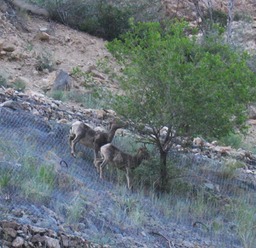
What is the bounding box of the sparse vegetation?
[12,79,26,92]
[28,0,163,40]
[65,195,86,223]
[218,158,245,179]
[0,74,8,88]
[220,132,243,149]
[35,51,55,72]
[48,89,103,108]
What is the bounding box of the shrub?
[35,52,55,72]
[220,132,243,149]
[12,79,26,92]
[39,0,163,40]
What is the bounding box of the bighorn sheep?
[95,144,150,189]
[69,120,124,160]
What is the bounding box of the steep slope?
[0,1,256,248]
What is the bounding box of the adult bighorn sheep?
[95,144,150,190]
[69,120,124,161]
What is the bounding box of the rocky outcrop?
[0,220,109,248]
[0,87,116,125]
[161,0,256,21]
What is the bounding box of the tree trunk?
[159,149,168,193]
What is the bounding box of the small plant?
[49,90,65,101]
[231,200,256,248]
[71,66,98,87]
[35,52,55,72]
[71,66,84,77]
[234,12,253,22]
[12,79,26,91]
[220,132,243,149]
[19,158,57,204]
[25,42,34,52]
[0,170,12,191]
[218,158,245,180]
[0,74,7,87]
[66,195,85,223]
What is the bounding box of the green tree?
[107,21,256,192]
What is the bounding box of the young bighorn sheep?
[95,144,150,190]
[69,120,124,160]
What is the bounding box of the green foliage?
[42,0,131,40]
[220,132,243,149]
[66,195,86,223]
[12,79,26,92]
[71,66,98,87]
[107,20,256,192]
[107,20,256,140]
[49,90,65,101]
[38,0,163,40]
[202,9,228,29]
[48,89,104,109]
[19,159,56,203]
[35,52,55,72]
[0,74,7,87]
[231,200,256,248]
[0,169,12,190]
[234,12,253,22]
[218,158,245,179]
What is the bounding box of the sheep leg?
[94,157,103,173]
[69,133,75,147]
[99,160,108,179]
[70,134,83,157]
[126,168,132,190]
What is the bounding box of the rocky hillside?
[1,1,256,248]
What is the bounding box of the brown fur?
[95,144,150,190]
[69,120,124,161]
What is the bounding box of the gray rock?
[52,70,71,91]
[12,236,25,247]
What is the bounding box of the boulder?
[52,69,71,91]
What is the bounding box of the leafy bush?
[220,132,243,149]
[202,9,228,28]
[107,20,256,192]
[34,0,163,40]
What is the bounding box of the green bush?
[43,0,131,40]
[200,8,227,34]
[39,0,163,40]
[12,79,26,92]
[220,132,243,149]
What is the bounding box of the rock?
[2,45,15,52]
[3,227,17,238]
[45,236,61,248]
[0,100,23,110]
[52,69,71,91]
[31,233,46,243]
[38,32,50,41]
[12,236,25,247]
[29,225,47,234]
[1,220,20,229]
[248,104,256,119]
